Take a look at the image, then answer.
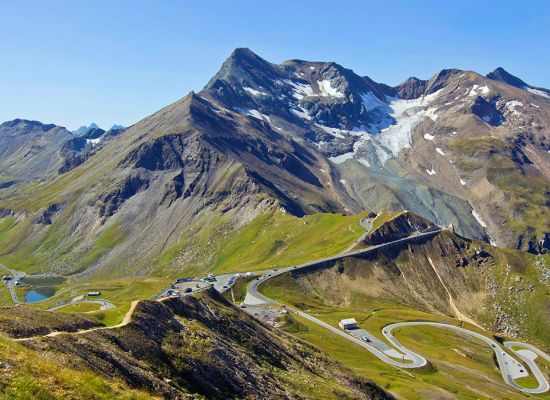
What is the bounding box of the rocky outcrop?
[98,175,150,218]
[364,212,435,245]
[33,203,60,225]
[120,134,186,171]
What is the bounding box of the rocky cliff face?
[13,290,394,400]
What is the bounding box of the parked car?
[362,336,371,342]
[184,288,192,293]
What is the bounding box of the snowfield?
[324,90,442,167]
[472,210,488,228]
[375,90,441,159]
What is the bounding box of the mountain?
[0,48,548,280]
[0,119,73,184]
[487,67,550,99]
[72,122,101,135]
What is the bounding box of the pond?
[25,286,56,303]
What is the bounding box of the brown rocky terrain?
[4,290,394,400]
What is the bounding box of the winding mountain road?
[243,230,550,394]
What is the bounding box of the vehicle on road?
[362,336,371,342]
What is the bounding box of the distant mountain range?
[0,48,548,277]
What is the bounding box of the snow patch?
[530,103,540,108]
[318,79,345,98]
[236,108,270,122]
[460,179,466,186]
[472,210,487,228]
[435,147,445,156]
[86,138,101,146]
[505,100,524,116]
[290,107,312,121]
[424,133,435,140]
[329,152,354,164]
[339,179,346,184]
[468,85,490,97]
[243,87,267,96]
[360,92,386,111]
[426,168,436,176]
[525,87,550,99]
[314,123,346,139]
[283,79,315,99]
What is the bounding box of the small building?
[87,291,101,296]
[339,318,357,330]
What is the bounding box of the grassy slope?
[0,336,157,400]
[154,208,370,277]
[222,276,255,304]
[0,205,368,279]
[449,136,550,240]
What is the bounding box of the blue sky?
[1,0,548,130]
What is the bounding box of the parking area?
[160,280,210,297]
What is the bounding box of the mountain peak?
[204,48,281,90]
[486,67,528,88]
[1,118,57,132]
[229,47,260,60]
[73,122,102,135]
